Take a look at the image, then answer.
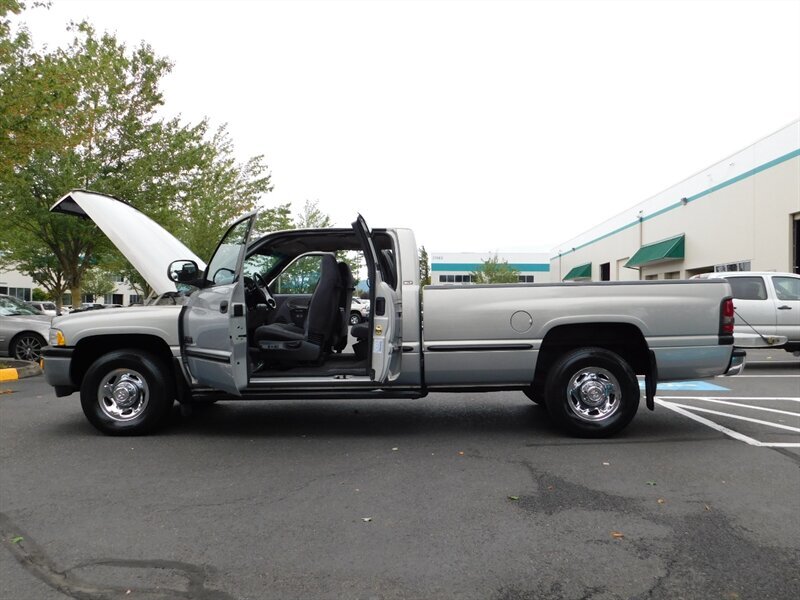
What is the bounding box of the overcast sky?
[17,0,800,255]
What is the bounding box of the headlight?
[49,328,66,346]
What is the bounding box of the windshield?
[0,295,43,316]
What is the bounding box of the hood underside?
[51,190,206,295]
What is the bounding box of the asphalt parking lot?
[1,349,798,600]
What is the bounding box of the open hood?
[51,190,207,295]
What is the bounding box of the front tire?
[10,333,45,362]
[80,350,174,436]
[349,312,362,325]
[544,347,639,438]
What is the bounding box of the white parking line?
[657,396,800,417]
[722,375,800,378]
[655,398,800,448]
[658,396,800,403]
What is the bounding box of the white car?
[27,301,59,316]
[350,297,370,325]
[692,271,799,353]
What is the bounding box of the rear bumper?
[41,346,77,396]
[723,349,746,376]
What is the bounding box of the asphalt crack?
[0,512,234,600]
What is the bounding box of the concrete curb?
[0,360,43,382]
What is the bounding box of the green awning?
[625,234,685,268]
[563,263,592,281]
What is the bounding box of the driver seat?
[253,254,341,363]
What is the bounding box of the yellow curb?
[0,368,20,382]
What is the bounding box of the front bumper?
[41,346,77,396]
[723,349,746,376]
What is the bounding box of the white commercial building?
[430,252,551,284]
[0,264,141,306]
[551,121,800,281]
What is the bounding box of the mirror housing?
[168,260,200,284]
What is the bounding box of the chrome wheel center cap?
[580,380,607,407]
[113,381,140,408]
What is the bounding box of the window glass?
[0,294,41,316]
[773,277,800,301]
[726,276,767,300]
[274,255,323,294]
[206,218,251,286]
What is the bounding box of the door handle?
[777,305,792,310]
[220,300,229,314]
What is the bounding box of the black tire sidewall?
[350,312,361,325]
[11,333,45,362]
[544,347,639,438]
[80,350,173,436]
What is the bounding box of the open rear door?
[181,213,256,395]
[352,215,402,382]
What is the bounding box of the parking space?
[2,348,799,600]
[653,349,800,449]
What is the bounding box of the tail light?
[719,297,734,343]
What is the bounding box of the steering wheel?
[251,272,277,310]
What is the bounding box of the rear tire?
[544,347,639,438]
[80,350,174,436]
[349,312,362,325]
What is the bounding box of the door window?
[773,277,800,301]
[726,276,767,300]
[274,255,324,294]
[205,219,252,286]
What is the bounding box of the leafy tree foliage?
[419,246,431,285]
[80,267,116,300]
[471,254,520,284]
[0,7,276,304]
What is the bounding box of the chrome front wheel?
[80,350,174,435]
[97,368,150,422]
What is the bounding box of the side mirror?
[168,260,200,283]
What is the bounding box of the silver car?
[0,294,52,362]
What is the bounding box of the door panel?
[352,215,402,382]
[771,275,800,343]
[182,214,255,394]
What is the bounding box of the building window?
[664,271,680,279]
[645,274,658,280]
[715,260,751,272]
[518,275,535,283]
[129,294,143,305]
[6,287,31,301]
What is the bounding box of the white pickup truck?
[42,191,745,438]
[693,272,800,354]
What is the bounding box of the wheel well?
[71,335,174,388]
[532,323,649,393]
[10,330,46,345]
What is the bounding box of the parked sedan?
[0,294,52,362]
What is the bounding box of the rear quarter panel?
[421,280,732,386]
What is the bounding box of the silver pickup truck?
[43,191,744,438]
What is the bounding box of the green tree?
[0,10,274,303]
[81,267,116,301]
[292,199,362,286]
[471,254,520,284]
[419,246,431,285]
